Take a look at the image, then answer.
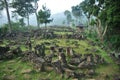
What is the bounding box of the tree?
[19,18,25,27]
[64,10,72,26]
[12,0,35,29]
[80,0,120,49]
[0,0,12,33]
[33,0,39,28]
[38,5,53,27]
[72,5,83,24]
[80,0,107,41]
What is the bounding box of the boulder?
[66,47,75,57]
[87,69,95,76]
[52,60,64,74]
[69,58,81,65]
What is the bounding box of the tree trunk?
[96,18,108,42]
[26,12,30,30]
[4,0,12,33]
[27,14,29,27]
[102,24,108,39]
[45,23,47,28]
[35,12,39,28]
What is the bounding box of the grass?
[54,31,73,35]
[0,38,119,80]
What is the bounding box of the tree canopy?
[38,5,53,27]
[64,10,72,26]
[79,0,120,49]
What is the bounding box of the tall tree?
[33,0,39,28]
[80,0,107,41]
[72,5,83,24]
[38,5,53,27]
[0,0,12,33]
[12,0,35,29]
[64,10,72,26]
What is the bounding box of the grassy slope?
[0,38,119,80]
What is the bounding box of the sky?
[38,0,83,14]
[0,0,84,25]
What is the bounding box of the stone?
[65,68,74,78]
[5,51,14,59]
[78,61,86,68]
[110,51,116,58]
[118,54,120,59]
[45,66,53,71]
[34,44,45,57]
[0,46,10,54]
[23,74,31,80]
[52,60,64,74]
[78,61,94,69]
[21,69,32,74]
[12,47,22,56]
[25,37,32,50]
[34,63,45,72]
[2,75,15,80]
[44,55,52,63]
[87,56,91,62]
[87,69,95,76]
[65,69,85,78]
[113,74,120,80]
[58,52,67,66]
[69,58,81,65]
[73,72,85,78]
[94,54,101,63]
[0,40,3,44]
[58,47,63,53]
[66,47,74,57]
[50,46,57,55]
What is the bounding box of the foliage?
[79,0,120,49]
[71,5,83,23]
[11,0,35,27]
[38,5,53,27]
[0,25,8,34]
[0,0,4,10]
[19,18,25,27]
[64,10,72,26]
[0,0,12,33]
[0,22,37,34]
[12,0,35,18]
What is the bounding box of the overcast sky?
[0,0,84,25]
[38,0,83,14]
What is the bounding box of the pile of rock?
[0,46,22,60]
[21,43,106,79]
[22,51,45,71]
[65,32,86,40]
[69,54,105,68]
[0,46,10,59]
